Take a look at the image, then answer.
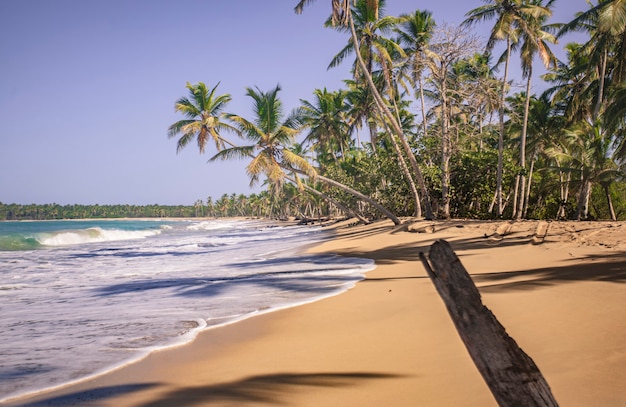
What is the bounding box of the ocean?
[0,218,374,402]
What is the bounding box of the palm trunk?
[516,71,532,220]
[604,184,617,221]
[512,174,520,218]
[418,76,428,140]
[575,177,591,220]
[496,38,511,217]
[558,168,571,219]
[348,14,434,220]
[440,82,451,219]
[594,50,608,120]
[522,156,535,218]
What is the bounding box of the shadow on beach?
[15,372,401,407]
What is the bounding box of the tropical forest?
[165,0,626,223]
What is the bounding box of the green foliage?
[0,203,201,220]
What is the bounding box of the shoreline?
[4,219,626,406]
[0,219,363,405]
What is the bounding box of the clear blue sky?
[0,0,589,205]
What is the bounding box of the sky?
[0,0,590,206]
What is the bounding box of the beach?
[4,219,626,406]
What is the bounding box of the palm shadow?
[17,372,401,406]
[139,372,402,407]
[475,252,626,292]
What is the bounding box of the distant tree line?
[0,202,206,221]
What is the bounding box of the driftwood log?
[420,240,558,407]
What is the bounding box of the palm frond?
[209,145,255,162]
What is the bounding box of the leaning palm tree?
[167,82,236,154]
[295,0,435,219]
[325,0,400,146]
[211,85,401,224]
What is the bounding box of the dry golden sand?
[5,219,626,406]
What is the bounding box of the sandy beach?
[5,219,626,406]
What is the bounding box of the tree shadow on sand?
[138,372,402,407]
[474,252,626,292]
[17,372,401,407]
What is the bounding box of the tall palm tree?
[325,0,400,146]
[395,9,436,142]
[295,0,435,219]
[463,1,522,216]
[167,82,236,154]
[211,85,401,224]
[513,0,557,219]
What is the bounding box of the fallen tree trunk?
[420,240,558,407]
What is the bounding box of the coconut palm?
[298,88,353,166]
[559,0,626,112]
[167,82,236,154]
[463,1,523,216]
[542,42,595,123]
[604,83,626,159]
[211,85,401,224]
[395,9,436,141]
[295,0,435,219]
[548,120,619,220]
[512,0,558,219]
[325,0,401,146]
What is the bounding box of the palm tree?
[344,78,379,149]
[295,0,435,219]
[211,85,401,224]
[542,43,594,124]
[605,83,626,159]
[325,0,400,146]
[395,9,436,142]
[298,88,353,166]
[548,120,619,220]
[463,1,519,216]
[513,0,557,219]
[559,0,626,115]
[167,82,236,154]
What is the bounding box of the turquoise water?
[0,220,166,251]
[0,219,374,402]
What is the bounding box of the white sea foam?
[37,227,161,246]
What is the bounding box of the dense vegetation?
[166,0,626,223]
[0,202,210,220]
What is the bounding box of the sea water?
[0,219,374,402]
